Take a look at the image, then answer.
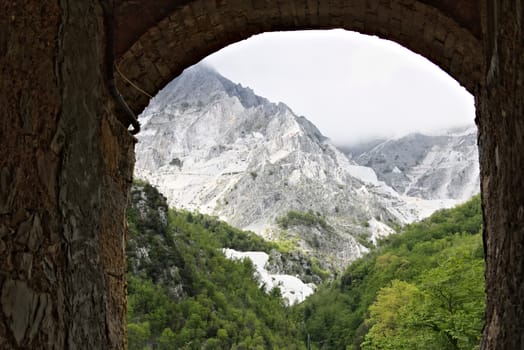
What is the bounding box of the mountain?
[134,64,471,268]
[346,128,480,201]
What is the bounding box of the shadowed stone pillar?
[479,1,524,349]
[0,1,133,348]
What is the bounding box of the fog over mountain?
[204,30,476,146]
[135,64,479,268]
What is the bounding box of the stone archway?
[113,0,482,113]
[1,1,523,349]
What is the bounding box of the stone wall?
[114,0,482,114]
[478,1,524,349]
[0,1,133,348]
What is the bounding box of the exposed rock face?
[134,65,449,268]
[127,183,186,300]
[349,129,480,201]
[223,249,315,305]
[266,249,325,285]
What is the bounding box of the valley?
[128,64,483,349]
[127,181,484,349]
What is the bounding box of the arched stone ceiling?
[113,0,482,115]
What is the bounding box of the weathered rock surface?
[348,128,480,201]
[134,64,458,268]
[127,183,186,300]
[223,248,315,305]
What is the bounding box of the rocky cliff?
[348,128,479,201]
[134,64,473,268]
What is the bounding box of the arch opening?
[129,28,486,350]
[113,0,482,116]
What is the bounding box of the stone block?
[1,280,49,346]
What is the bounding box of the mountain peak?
[352,131,479,201]
[139,63,326,144]
[146,63,270,111]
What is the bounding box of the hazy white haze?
[204,29,476,146]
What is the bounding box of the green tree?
[127,181,305,349]
[362,237,485,350]
[157,328,177,350]
[127,322,151,350]
[302,196,484,349]
[413,242,485,349]
[361,280,425,350]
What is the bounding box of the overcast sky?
[203,29,475,146]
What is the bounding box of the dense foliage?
[127,183,304,349]
[277,210,332,231]
[127,182,485,350]
[301,195,484,349]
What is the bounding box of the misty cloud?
[204,29,475,146]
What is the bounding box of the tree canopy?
[127,182,485,350]
[301,195,484,349]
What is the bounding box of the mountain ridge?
[135,63,479,268]
[346,129,479,201]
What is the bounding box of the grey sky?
[203,29,475,146]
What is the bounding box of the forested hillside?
[126,181,484,349]
[300,195,484,349]
[126,181,305,349]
